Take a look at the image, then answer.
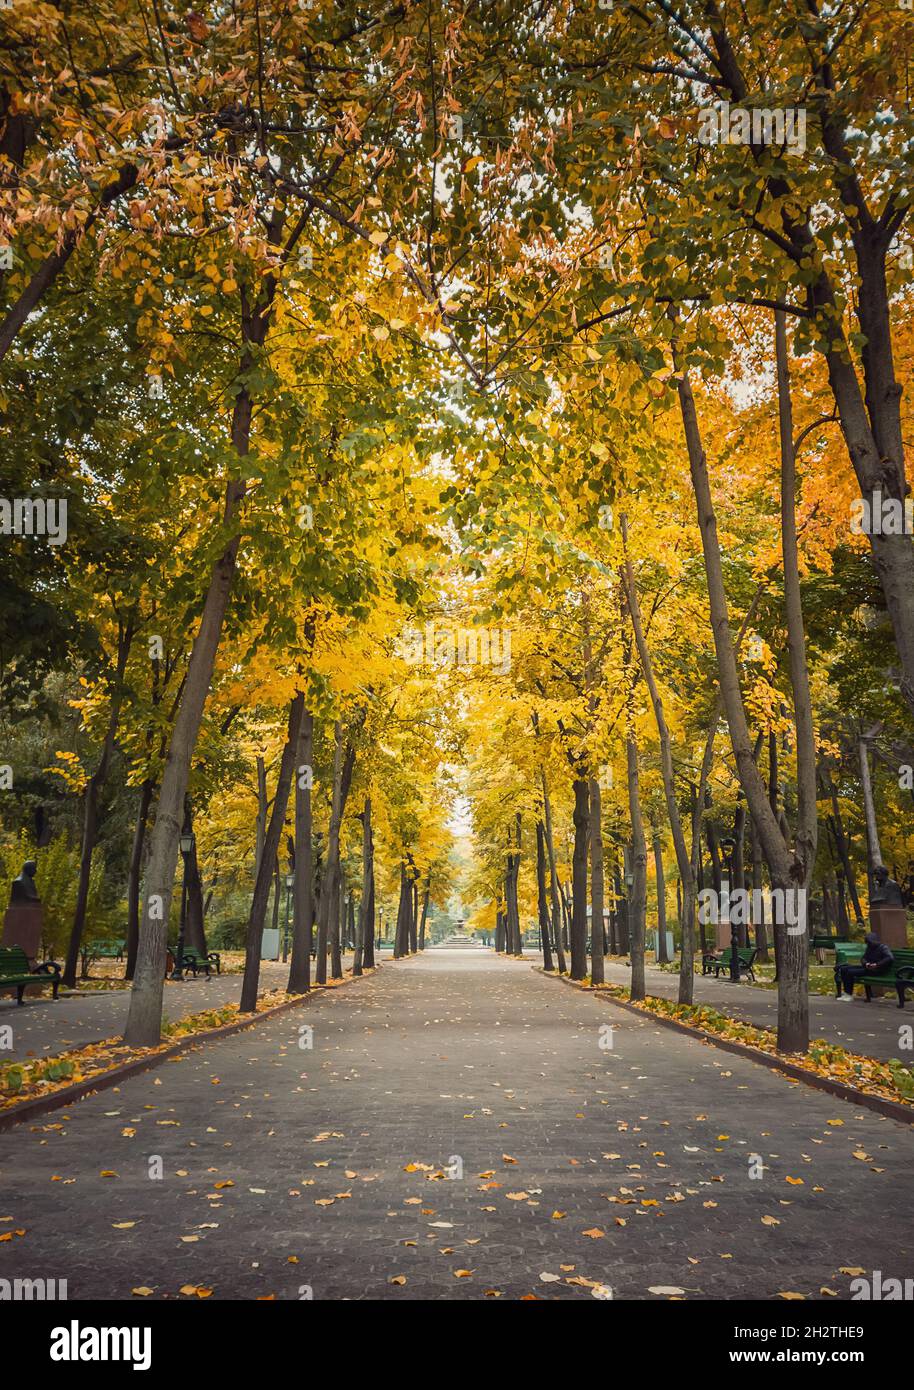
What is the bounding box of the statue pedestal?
[869,905,909,948]
[2,902,45,966]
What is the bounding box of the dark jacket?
[863,940,894,972]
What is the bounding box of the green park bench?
[834,942,914,1008]
[180,948,221,977]
[95,940,125,959]
[810,932,850,953]
[79,939,126,976]
[0,946,61,1005]
[701,945,758,981]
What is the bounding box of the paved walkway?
[1,950,912,1300]
[595,957,912,1063]
[0,956,356,1061]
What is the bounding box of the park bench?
[78,939,126,978]
[701,945,758,981]
[0,946,61,1005]
[810,933,850,952]
[834,942,914,1008]
[180,948,221,977]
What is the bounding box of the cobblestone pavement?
[0,957,354,1060]
[1,950,912,1301]
[596,956,913,1063]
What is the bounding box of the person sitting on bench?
[837,933,894,1000]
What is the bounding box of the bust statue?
[871,865,904,908]
[9,860,40,904]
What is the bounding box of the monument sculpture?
[869,864,909,947]
[2,860,45,965]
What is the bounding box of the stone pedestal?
[869,905,909,948]
[2,902,45,966]
[715,920,733,950]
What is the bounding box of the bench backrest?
[0,946,30,976]
[835,944,914,969]
[877,947,914,970]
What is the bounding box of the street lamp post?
[171,830,195,980]
[283,873,294,962]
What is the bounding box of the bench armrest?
[34,960,61,978]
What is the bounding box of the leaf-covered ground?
[1,950,912,1301]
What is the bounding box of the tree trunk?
[394,862,410,958]
[124,257,279,1045]
[63,622,133,988]
[540,769,566,972]
[330,866,343,980]
[287,710,314,994]
[125,778,154,980]
[570,779,590,980]
[355,796,373,976]
[315,721,356,982]
[858,732,883,887]
[676,339,813,1051]
[418,884,430,951]
[182,800,207,955]
[240,694,304,1012]
[621,522,694,982]
[589,778,605,984]
[627,733,648,1001]
[826,777,864,924]
[409,878,419,954]
[653,832,669,963]
[750,819,769,962]
[536,820,555,971]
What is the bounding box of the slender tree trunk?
[750,819,769,962]
[536,820,555,971]
[858,732,883,887]
[183,800,207,956]
[125,257,280,1045]
[63,623,133,987]
[494,908,505,953]
[589,778,605,984]
[255,756,268,879]
[330,866,343,980]
[570,779,590,979]
[355,796,372,976]
[540,769,566,972]
[653,832,669,963]
[125,778,154,980]
[418,884,430,950]
[621,520,694,983]
[240,694,304,1012]
[287,711,314,994]
[627,734,648,1001]
[394,862,410,958]
[315,721,356,982]
[409,878,418,954]
[675,339,814,1051]
[775,308,816,1047]
[826,778,864,923]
